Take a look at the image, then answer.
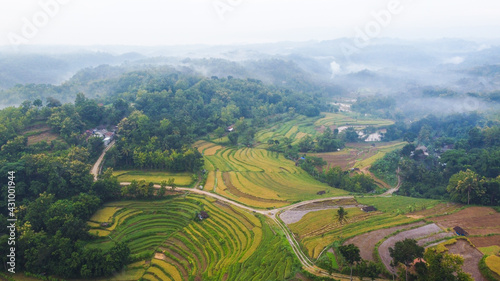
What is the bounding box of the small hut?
[362,206,377,212]
[198,211,209,221]
[453,226,468,236]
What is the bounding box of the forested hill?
[0,58,341,108]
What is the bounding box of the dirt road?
[91,140,115,181]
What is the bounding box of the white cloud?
[444,56,465,65]
[0,0,499,46]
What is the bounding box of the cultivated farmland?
[195,141,348,208]
[113,170,194,186]
[88,194,298,281]
[254,112,395,147]
[288,206,416,259]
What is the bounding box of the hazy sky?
[1,0,499,46]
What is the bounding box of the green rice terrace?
[254,113,394,146]
[87,194,300,281]
[195,140,348,208]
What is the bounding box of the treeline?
[298,156,377,193]
[371,113,500,205]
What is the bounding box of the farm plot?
[281,199,361,225]
[344,221,426,261]
[430,206,500,236]
[113,170,194,186]
[308,141,405,172]
[314,113,394,128]
[378,224,454,274]
[88,195,296,280]
[255,115,318,146]
[288,207,416,259]
[446,239,486,281]
[356,196,440,214]
[404,202,464,219]
[157,195,297,280]
[196,141,347,208]
[485,255,500,277]
[87,198,201,257]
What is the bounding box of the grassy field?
[88,194,298,281]
[194,140,348,208]
[113,170,194,186]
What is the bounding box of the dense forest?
[371,113,500,205]
[0,102,129,277]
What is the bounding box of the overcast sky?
[1,0,499,46]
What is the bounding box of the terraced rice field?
[113,170,194,186]
[254,115,318,146]
[195,141,347,208]
[88,195,298,281]
[314,113,394,129]
[288,206,416,259]
[254,113,394,148]
[308,141,405,171]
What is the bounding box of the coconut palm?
[336,207,349,238]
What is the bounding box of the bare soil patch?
[27,131,59,145]
[469,235,500,248]
[379,223,448,273]
[308,151,354,170]
[430,207,500,236]
[344,221,425,261]
[447,239,486,281]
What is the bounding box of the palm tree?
[447,169,483,205]
[336,207,349,238]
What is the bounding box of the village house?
[88,127,116,146]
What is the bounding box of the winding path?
[381,166,401,196]
[91,140,115,181]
